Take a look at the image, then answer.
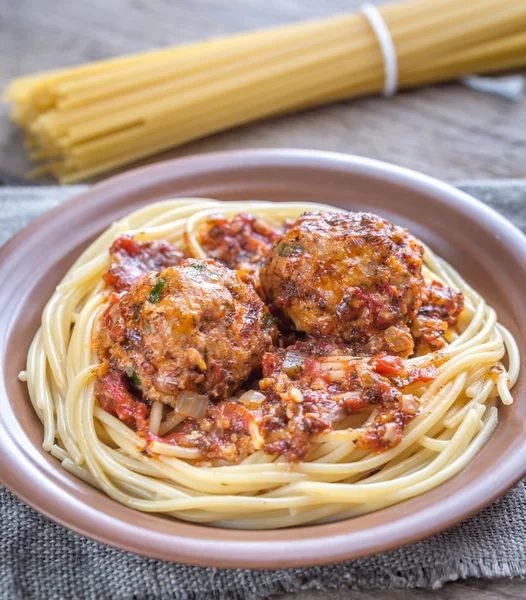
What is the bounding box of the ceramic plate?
[1,150,525,568]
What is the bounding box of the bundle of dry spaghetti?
[4,0,526,183]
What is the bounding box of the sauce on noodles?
[94,213,463,465]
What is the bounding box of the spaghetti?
[4,0,526,182]
[21,198,519,529]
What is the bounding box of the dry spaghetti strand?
[4,0,526,182]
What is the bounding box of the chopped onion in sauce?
[239,390,266,408]
[175,391,209,419]
[282,350,306,377]
[401,395,420,415]
[155,372,181,394]
[381,422,399,444]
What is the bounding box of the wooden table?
[1,1,525,598]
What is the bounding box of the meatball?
[260,211,424,344]
[97,258,278,403]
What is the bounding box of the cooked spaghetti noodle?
[21,198,519,529]
[4,0,526,182]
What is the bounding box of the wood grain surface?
[1,0,525,184]
[1,1,526,598]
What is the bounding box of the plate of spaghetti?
[1,150,525,567]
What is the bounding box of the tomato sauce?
[94,215,464,464]
[102,236,184,292]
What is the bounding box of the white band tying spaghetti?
[361,3,398,97]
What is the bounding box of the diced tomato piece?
[95,371,149,431]
[370,354,405,376]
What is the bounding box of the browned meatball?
[97,258,278,403]
[260,211,424,344]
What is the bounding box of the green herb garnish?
[262,312,275,328]
[148,277,167,303]
[189,263,207,270]
[125,367,142,387]
[278,242,303,257]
